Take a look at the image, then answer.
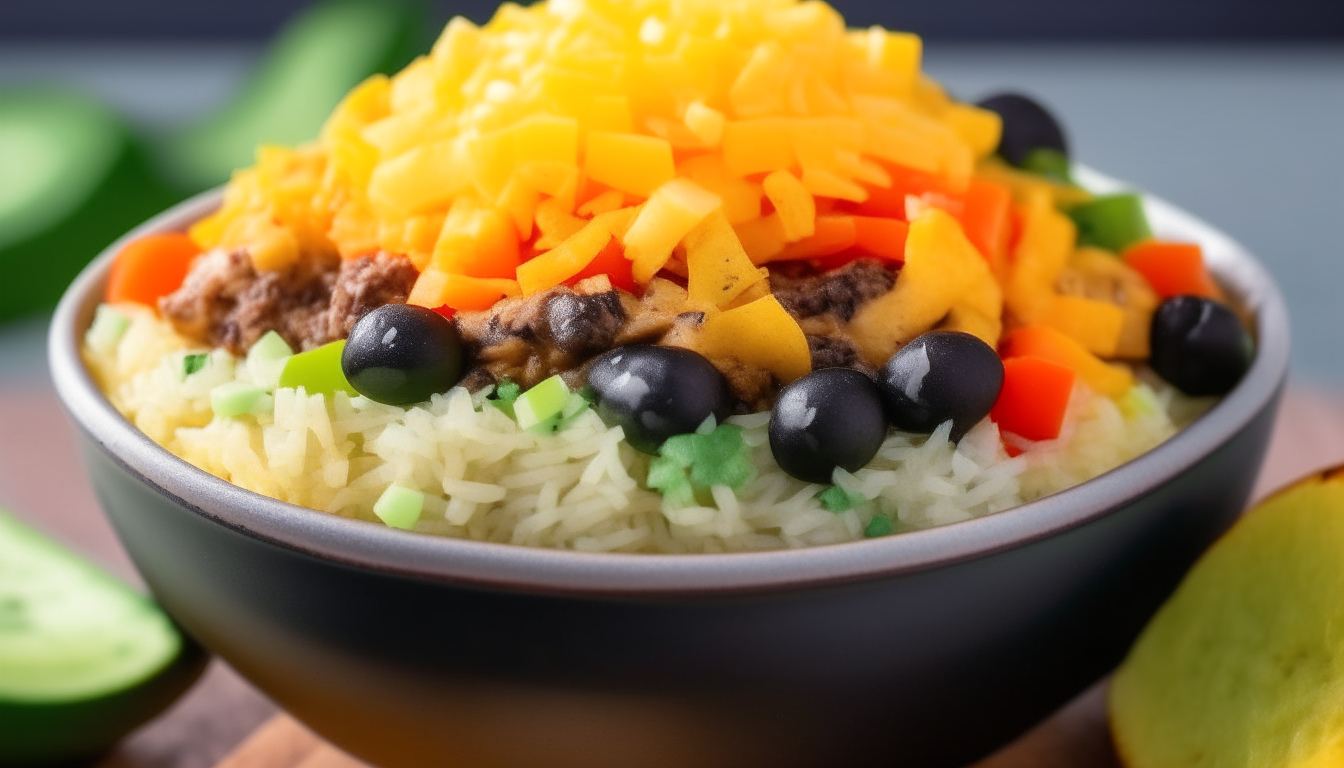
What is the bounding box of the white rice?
[85,306,1212,553]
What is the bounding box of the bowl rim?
[49,167,1290,596]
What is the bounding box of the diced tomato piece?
[1122,240,1221,300]
[991,356,1076,441]
[564,238,638,293]
[105,233,201,306]
[431,305,457,321]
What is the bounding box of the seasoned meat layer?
[769,259,897,322]
[454,276,633,390]
[159,250,417,355]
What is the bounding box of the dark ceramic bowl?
[50,171,1288,768]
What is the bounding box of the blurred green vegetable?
[156,0,429,194]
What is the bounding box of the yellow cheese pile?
[190,0,1010,383]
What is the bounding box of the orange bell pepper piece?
[105,233,201,307]
[1000,325,1134,398]
[992,356,1077,441]
[1122,240,1221,300]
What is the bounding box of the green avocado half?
[157,0,429,194]
[0,510,208,766]
[0,89,178,324]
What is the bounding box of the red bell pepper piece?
[991,356,1076,441]
[564,238,638,294]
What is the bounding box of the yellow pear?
[1110,467,1344,767]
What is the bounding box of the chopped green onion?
[182,353,209,378]
[85,304,129,354]
[278,340,356,397]
[1067,193,1151,253]
[373,484,423,530]
[818,485,865,513]
[514,375,569,430]
[864,514,894,538]
[246,331,293,388]
[488,378,522,418]
[647,456,696,509]
[211,382,271,418]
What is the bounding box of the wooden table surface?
[4,382,1343,768]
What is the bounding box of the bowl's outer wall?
[78,390,1277,768]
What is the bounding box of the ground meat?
[453,281,629,389]
[807,335,869,373]
[324,253,419,342]
[769,259,897,322]
[159,249,418,355]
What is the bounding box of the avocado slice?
[0,510,207,766]
[0,89,178,323]
[157,0,428,193]
[1110,468,1344,768]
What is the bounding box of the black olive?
[976,92,1069,167]
[878,331,1004,442]
[341,304,465,405]
[1150,296,1254,397]
[769,368,887,484]
[586,345,732,455]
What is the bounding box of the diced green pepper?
[210,382,270,418]
[372,484,422,530]
[277,340,356,397]
[85,304,129,355]
[1067,193,1151,253]
[864,514,894,538]
[246,330,293,389]
[1021,148,1073,184]
[514,375,569,430]
[818,485,865,512]
[182,353,209,378]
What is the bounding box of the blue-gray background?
[3,2,1343,388]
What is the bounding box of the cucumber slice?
[157,0,428,193]
[0,89,178,323]
[0,510,206,765]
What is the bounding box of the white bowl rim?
[49,167,1291,595]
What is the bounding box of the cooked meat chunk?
[770,259,897,322]
[545,291,626,354]
[808,335,870,373]
[454,281,629,389]
[159,249,418,355]
[160,249,338,355]
[324,253,419,342]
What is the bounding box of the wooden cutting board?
[214,680,1118,768]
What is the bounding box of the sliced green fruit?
[0,89,177,323]
[279,340,357,397]
[0,510,206,765]
[157,0,427,193]
[1110,468,1344,768]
